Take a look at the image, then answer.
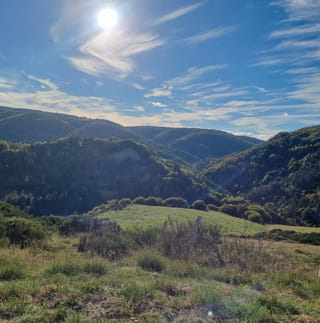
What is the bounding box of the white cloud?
[151,101,168,108]
[167,65,227,87]
[0,75,115,117]
[182,26,237,44]
[134,106,144,112]
[28,75,58,91]
[153,2,203,26]
[270,23,320,38]
[253,57,285,66]
[144,87,172,98]
[132,83,145,90]
[96,81,104,87]
[69,30,165,78]
[0,77,16,90]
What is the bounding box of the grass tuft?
[0,264,25,281]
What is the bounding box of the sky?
[0,0,320,140]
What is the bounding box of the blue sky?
[0,0,319,139]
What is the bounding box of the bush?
[191,200,207,211]
[162,197,188,208]
[5,218,47,248]
[248,212,263,223]
[126,226,158,247]
[79,232,134,260]
[145,196,163,206]
[83,262,107,276]
[0,265,25,281]
[46,262,83,276]
[137,253,165,272]
[207,204,219,211]
[132,196,147,205]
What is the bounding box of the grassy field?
[1,232,320,322]
[95,205,265,235]
[2,205,320,322]
[95,204,320,235]
[267,224,320,233]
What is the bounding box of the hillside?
[0,137,205,215]
[0,106,260,163]
[0,106,136,142]
[129,126,261,163]
[202,126,320,226]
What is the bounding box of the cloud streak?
[69,30,165,78]
[153,2,203,26]
[182,26,237,44]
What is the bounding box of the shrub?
[0,265,25,281]
[5,218,47,248]
[132,196,147,205]
[219,204,241,217]
[126,226,158,247]
[145,196,163,206]
[191,200,207,211]
[255,295,298,315]
[119,198,131,207]
[83,262,107,276]
[79,232,134,260]
[207,204,219,211]
[118,281,154,303]
[248,212,262,223]
[162,197,188,208]
[137,253,165,272]
[46,262,82,276]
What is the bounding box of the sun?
[98,9,118,30]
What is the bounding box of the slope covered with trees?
[202,126,320,226]
[0,137,205,215]
[0,106,260,163]
[128,126,261,163]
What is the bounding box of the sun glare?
[98,9,118,29]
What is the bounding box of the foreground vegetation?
[1,202,320,322]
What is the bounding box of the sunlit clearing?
[98,9,118,29]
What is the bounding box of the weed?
[80,282,101,294]
[255,295,299,315]
[191,282,222,306]
[137,252,165,272]
[0,264,25,281]
[46,261,82,276]
[83,261,107,276]
[118,281,154,303]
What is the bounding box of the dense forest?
[0,106,260,163]
[202,126,320,226]
[0,137,205,215]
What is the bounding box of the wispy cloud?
[270,23,320,38]
[0,75,115,117]
[167,65,227,87]
[151,101,168,108]
[28,75,58,91]
[271,0,320,21]
[153,2,204,26]
[132,83,145,90]
[253,57,285,66]
[69,30,165,78]
[144,87,172,98]
[182,26,237,44]
[0,77,16,89]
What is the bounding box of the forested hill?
[0,137,205,215]
[0,106,260,163]
[128,126,261,163]
[0,106,136,142]
[202,126,320,225]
